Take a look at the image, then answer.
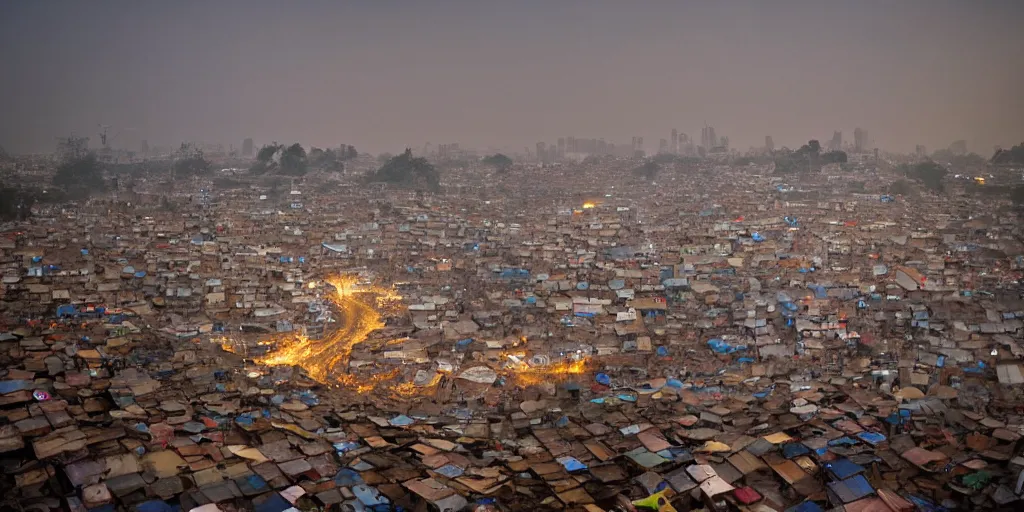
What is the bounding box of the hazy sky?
[2,0,1022,155]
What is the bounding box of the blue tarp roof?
[556,456,587,472]
[825,458,865,481]
[782,442,810,459]
[352,484,389,506]
[707,338,747,354]
[0,380,34,394]
[828,436,858,447]
[500,268,530,279]
[827,474,874,504]
[253,493,292,512]
[435,464,465,478]
[235,474,269,495]
[135,500,178,512]
[662,278,689,288]
[856,431,886,445]
[785,501,824,512]
[334,468,364,487]
[389,414,414,426]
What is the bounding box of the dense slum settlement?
[2,161,1024,512]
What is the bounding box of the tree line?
[249,143,358,176]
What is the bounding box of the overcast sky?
[1,0,1022,155]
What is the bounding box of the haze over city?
[6,2,1024,511]
[2,0,1023,155]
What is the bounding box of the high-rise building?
[765,136,774,152]
[557,138,565,158]
[671,129,678,154]
[536,142,546,163]
[854,128,868,153]
[915,145,927,158]
[659,139,668,154]
[439,143,461,160]
[242,138,254,158]
[830,131,842,151]
[140,139,150,155]
[701,126,718,150]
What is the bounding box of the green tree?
[280,143,307,175]
[251,143,282,175]
[821,151,848,164]
[309,147,335,171]
[633,160,660,180]
[772,148,800,175]
[889,179,915,196]
[172,143,211,177]
[0,188,34,221]
[256,144,281,163]
[53,151,105,198]
[1011,185,1024,205]
[773,140,827,175]
[902,160,947,192]
[991,143,1024,165]
[250,143,309,175]
[482,153,513,171]
[932,149,987,170]
[310,146,356,172]
[367,149,440,191]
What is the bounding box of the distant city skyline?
[2,1,1022,155]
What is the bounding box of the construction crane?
[97,124,127,149]
[97,124,111,148]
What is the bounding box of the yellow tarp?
[763,432,794,444]
[696,440,731,453]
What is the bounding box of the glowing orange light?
[511,358,589,387]
[256,274,400,384]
